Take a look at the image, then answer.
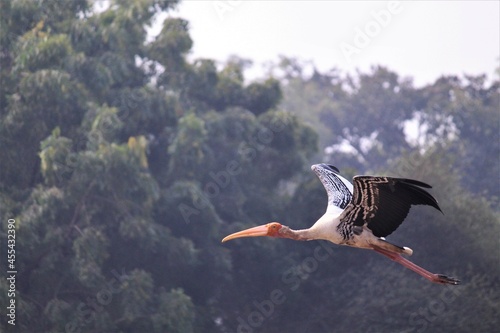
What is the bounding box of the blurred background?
[0,1,498,332]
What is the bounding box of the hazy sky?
[163,1,499,87]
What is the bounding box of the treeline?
[0,1,498,333]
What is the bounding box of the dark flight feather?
[340,176,442,238]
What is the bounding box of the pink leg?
[373,247,459,285]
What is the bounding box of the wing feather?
[340,176,442,237]
[311,164,353,212]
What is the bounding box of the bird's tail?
[372,238,413,256]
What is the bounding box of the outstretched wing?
[311,164,353,213]
[339,176,442,237]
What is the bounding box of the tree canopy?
[0,1,498,333]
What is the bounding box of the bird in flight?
[222,164,459,285]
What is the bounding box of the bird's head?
[222,222,285,242]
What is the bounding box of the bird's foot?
[433,274,460,285]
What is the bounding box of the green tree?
[0,1,316,332]
[418,75,499,198]
[1,1,498,332]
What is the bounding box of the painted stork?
[222,164,459,285]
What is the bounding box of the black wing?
[311,164,353,211]
[339,176,442,237]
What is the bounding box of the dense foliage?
[0,1,498,332]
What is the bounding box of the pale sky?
[162,0,500,87]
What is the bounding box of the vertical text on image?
[6,218,17,326]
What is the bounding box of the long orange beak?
[221,225,269,242]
